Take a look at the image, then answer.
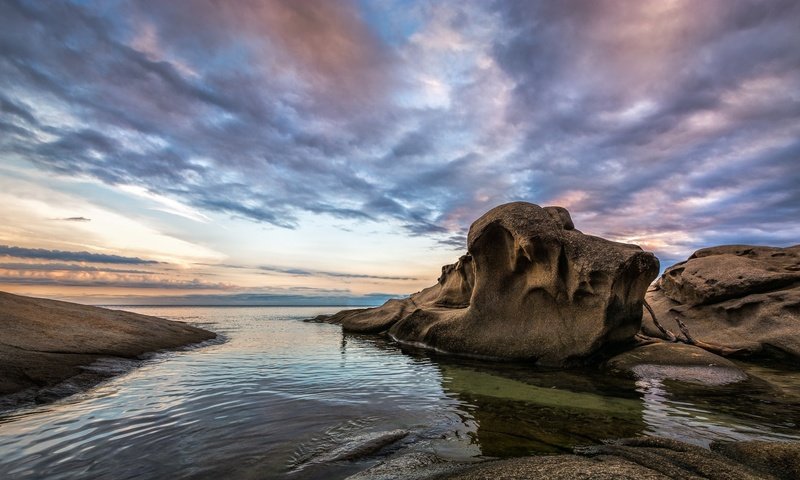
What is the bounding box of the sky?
[0,0,798,305]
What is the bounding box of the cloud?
[0,93,38,126]
[0,0,798,268]
[258,265,418,281]
[196,262,419,281]
[484,0,800,260]
[0,273,230,290]
[75,292,398,306]
[0,262,152,274]
[57,216,91,222]
[0,245,161,264]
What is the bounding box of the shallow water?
[1,306,799,479]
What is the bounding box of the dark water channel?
[1,307,798,479]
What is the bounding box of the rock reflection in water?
[634,365,800,448]
[392,341,800,459]
[433,360,645,456]
[1,307,799,480]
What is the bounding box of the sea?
[1,306,799,479]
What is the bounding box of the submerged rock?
[311,429,408,463]
[346,452,470,480]
[323,202,659,365]
[644,245,800,362]
[606,343,748,386]
[290,429,409,472]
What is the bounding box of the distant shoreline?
[101,304,384,308]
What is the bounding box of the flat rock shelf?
[0,291,216,410]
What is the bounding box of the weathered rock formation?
[643,245,800,361]
[0,291,216,409]
[319,202,659,366]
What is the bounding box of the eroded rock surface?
[319,202,659,365]
[643,245,800,361]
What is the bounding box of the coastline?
[346,437,800,479]
[0,291,217,412]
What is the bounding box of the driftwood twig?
[642,299,677,342]
[640,299,748,357]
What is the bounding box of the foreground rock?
[644,245,800,362]
[0,291,216,409]
[351,437,800,479]
[318,202,659,366]
[711,440,800,480]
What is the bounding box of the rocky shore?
[313,202,800,479]
[315,202,660,366]
[0,291,216,410]
[348,437,800,480]
[2,202,798,479]
[315,202,800,368]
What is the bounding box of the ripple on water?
[1,306,799,479]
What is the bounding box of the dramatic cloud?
[0,245,161,265]
[1,0,798,275]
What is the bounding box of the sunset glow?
[1,0,798,304]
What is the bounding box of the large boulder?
[644,245,800,361]
[321,202,659,366]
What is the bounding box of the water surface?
[1,306,798,479]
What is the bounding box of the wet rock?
[295,429,409,467]
[644,245,800,362]
[323,202,659,366]
[438,454,671,479]
[574,437,771,479]
[346,452,470,480]
[712,440,800,480]
[349,437,798,479]
[606,343,748,385]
